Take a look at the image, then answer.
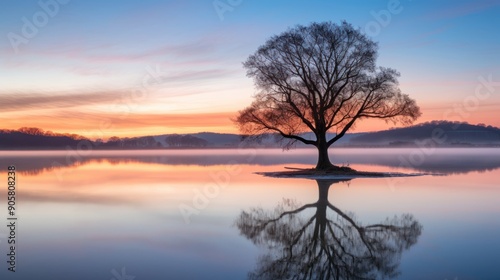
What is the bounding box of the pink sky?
[1,0,498,138]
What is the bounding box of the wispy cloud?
[384,25,451,50]
[68,66,114,77]
[9,37,219,64]
[424,0,500,21]
[0,65,234,112]
[0,91,128,112]
[149,68,236,85]
[80,40,216,63]
[51,111,236,128]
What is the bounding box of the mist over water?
[3,148,500,175]
[0,148,499,279]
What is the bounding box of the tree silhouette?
[236,179,422,280]
[235,22,420,170]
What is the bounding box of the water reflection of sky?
[3,148,500,176]
[0,149,499,279]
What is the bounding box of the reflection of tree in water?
[236,180,422,280]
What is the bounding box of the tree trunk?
[315,133,333,170]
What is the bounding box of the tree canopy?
[236,21,420,169]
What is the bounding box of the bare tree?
[235,179,422,280]
[235,22,421,170]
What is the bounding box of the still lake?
[0,148,499,280]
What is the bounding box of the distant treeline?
[0,128,214,149]
[1,121,500,150]
[0,127,90,149]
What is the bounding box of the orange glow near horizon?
[1,111,240,138]
[1,101,499,138]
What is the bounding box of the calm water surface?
[0,148,499,279]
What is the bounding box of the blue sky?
[0,0,499,137]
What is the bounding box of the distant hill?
[347,121,500,147]
[1,121,499,150]
[155,132,243,147]
[193,132,242,145]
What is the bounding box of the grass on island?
[256,165,424,179]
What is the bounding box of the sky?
[0,0,499,139]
